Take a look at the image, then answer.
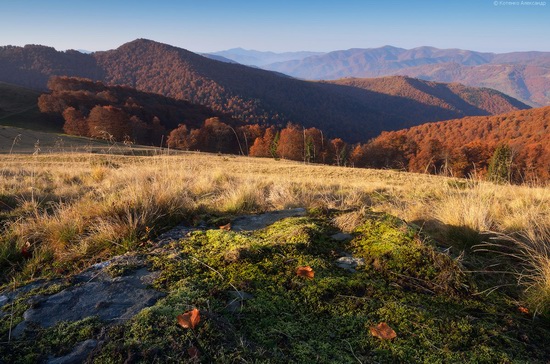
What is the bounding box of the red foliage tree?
[276,123,303,161]
[249,126,279,158]
[330,138,349,166]
[304,127,326,163]
[62,107,87,136]
[167,124,190,150]
[87,105,130,141]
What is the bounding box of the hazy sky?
[1,0,549,53]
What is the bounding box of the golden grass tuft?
[332,206,369,233]
[434,181,495,232]
[479,221,550,315]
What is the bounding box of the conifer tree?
[488,144,513,184]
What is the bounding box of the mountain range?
[206,48,324,67]
[0,39,531,143]
[257,46,550,107]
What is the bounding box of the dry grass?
[1,152,549,310]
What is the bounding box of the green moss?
[89,215,550,362]
[0,317,102,363]
[351,213,470,296]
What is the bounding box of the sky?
[1,0,549,54]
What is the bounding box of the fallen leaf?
[370,322,397,340]
[21,241,32,259]
[518,306,529,314]
[188,345,200,359]
[177,308,201,329]
[220,223,231,231]
[296,266,315,279]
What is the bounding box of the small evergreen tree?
[270,131,280,159]
[488,144,513,184]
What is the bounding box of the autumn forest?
[38,75,549,183]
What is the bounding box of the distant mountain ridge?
[261,45,550,106]
[207,48,325,66]
[0,39,530,142]
[328,76,528,117]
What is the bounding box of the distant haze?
[204,46,550,107]
[207,49,325,67]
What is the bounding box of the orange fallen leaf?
[296,266,315,279]
[370,322,397,340]
[188,345,200,359]
[21,241,32,259]
[177,308,200,329]
[220,223,231,231]
[518,306,529,314]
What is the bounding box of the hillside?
[0,45,104,90]
[0,125,162,154]
[262,46,550,107]
[0,39,531,142]
[1,153,549,362]
[355,106,550,181]
[392,63,550,107]
[329,76,528,119]
[0,82,61,132]
[37,76,245,147]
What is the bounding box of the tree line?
[350,108,550,183]
[39,76,549,184]
[38,76,240,146]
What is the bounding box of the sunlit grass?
[0,151,548,311]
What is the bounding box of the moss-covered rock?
[2,212,549,363]
[350,213,471,296]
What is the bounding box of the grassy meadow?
[1,151,549,362]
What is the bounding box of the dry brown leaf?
[296,266,315,279]
[188,345,200,359]
[21,241,32,259]
[370,322,397,340]
[220,223,231,231]
[177,308,201,329]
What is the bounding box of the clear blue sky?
[1,0,548,53]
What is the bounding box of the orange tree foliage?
[354,107,550,182]
[276,123,305,161]
[62,107,87,136]
[38,76,241,146]
[167,124,190,150]
[87,105,130,140]
[330,138,349,166]
[249,126,278,158]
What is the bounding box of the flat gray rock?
[336,256,365,272]
[231,208,307,232]
[155,223,204,246]
[331,232,354,241]
[13,266,165,337]
[47,339,98,364]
